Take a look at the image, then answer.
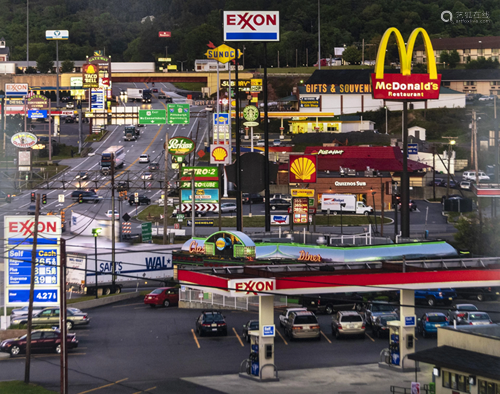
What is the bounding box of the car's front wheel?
[67,321,74,330]
[55,344,61,354]
[10,345,20,356]
[163,300,170,307]
[477,293,485,302]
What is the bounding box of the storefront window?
[443,371,451,388]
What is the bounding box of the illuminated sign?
[291,189,315,198]
[334,181,367,186]
[205,44,242,64]
[210,144,230,165]
[300,97,319,107]
[188,240,205,254]
[305,84,372,94]
[289,155,317,183]
[82,64,99,89]
[228,278,276,296]
[223,11,280,42]
[298,250,321,262]
[292,197,309,224]
[316,149,344,155]
[371,28,441,100]
[11,132,37,148]
[168,137,195,156]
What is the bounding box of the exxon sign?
[5,216,61,238]
[224,11,280,42]
[228,278,276,297]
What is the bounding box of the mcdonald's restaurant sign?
[371,28,441,100]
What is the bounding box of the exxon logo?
[230,278,275,295]
[9,220,58,236]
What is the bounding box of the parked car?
[256,140,265,147]
[301,293,364,315]
[428,178,444,186]
[331,311,366,339]
[363,301,399,327]
[269,198,291,210]
[279,307,308,327]
[242,193,264,204]
[65,116,76,123]
[371,314,399,338]
[220,203,237,213]
[417,312,449,337]
[11,307,90,330]
[144,287,179,308]
[129,195,151,206]
[0,329,78,356]
[459,181,472,190]
[71,190,100,203]
[457,311,493,326]
[139,154,150,163]
[462,171,490,182]
[271,193,292,202]
[415,288,456,306]
[105,210,119,218]
[447,304,478,322]
[195,311,227,337]
[242,320,259,343]
[478,95,495,101]
[10,306,48,319]
[438,179,457,188]
[456,287,500,302]
[283,311,321,341]
[149,162,159,171]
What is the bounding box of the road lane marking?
[276,330,288,345]
[77,378,129,394]
[320,330,332,343]
[191,329,201,348]
[233,327,245,347]
[132,387,157,394]
[365,332,375,342]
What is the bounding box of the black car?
[269,198,291,210]
[242,193,264,204]
[428,178,444,186]
[195,311,227,337]
[371,314,399,338]
[242,320,259,343]
[456,287,500,302]
[129,195,151,206]
[28,204,37,215]
[71,190,100,203]
[117,181,129,192]
[65,116,75,123]
[149,162,159,171]
[0,329,78,356]
[301,292,364,315]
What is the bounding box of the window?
[443,371,471,393]
[479,379,499,394]
[443,371,451,388]
[443,81,451,87]
[464,49,471,54]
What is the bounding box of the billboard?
[371,28,441,100]
[4,216,62,306]
[45,30,69,40]
[223,11,280,42]
[289,155,317,184]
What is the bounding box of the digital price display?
[292,197,309,224]
[8,249,58,285]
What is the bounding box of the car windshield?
[294,316,318,324]
[469,313,489,321]
[341,315,363,323]
[427,315,447,323]
[372,304,396,312]
[457,305,478,311]
[381,316,398,324]
[248,321,259,330]
[150,289,163,295]
[204,313,224,323]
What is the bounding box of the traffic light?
[6,194,11,203]
[78,194,83,204]
[61,211,66,229]
[31,192,35,202]
[42,194,47,205]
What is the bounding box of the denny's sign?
[371,27,441,100]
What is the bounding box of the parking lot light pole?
[446,140,456,199]
[340,203,346,236]
[371,188,378,234]
[92,228,102,299]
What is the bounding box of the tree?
[36,53,54,73]
[61,60,75,73]
[342,46,361,64]
[465,57,500,69]
[448,50,460,68]
[454,215,500,256]
[439,51,450,65]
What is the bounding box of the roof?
[277,95,298,102]
[415,36,500,51]
[408,345,500,380]
[441,69,500,81]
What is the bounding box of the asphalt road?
[0,297,499,393]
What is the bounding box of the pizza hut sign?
[228,278,276,296]
[11,132,38,148]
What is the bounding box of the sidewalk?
[183,362,433,394]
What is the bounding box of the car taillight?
[490,322,494,324]
[202,323,211,327]
[71,336,77,342]
[361,325,365,329]
[218,323,226,326]
[337,325,343,330]
[83,315,88,319]
[311,325,320,330]
[425,317,429,322]
[292,326,303,330]
[458,313,465,318]
[469,322,473,325]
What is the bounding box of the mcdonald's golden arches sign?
[371,28,441,100]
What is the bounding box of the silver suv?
[283,311,321,341]
[462,171,490,182]
[331,311,365,339]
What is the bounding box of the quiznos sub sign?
[371,27,441,100]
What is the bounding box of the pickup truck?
[415,288,456,306]
[300,293,364,315]
[278,307,307,327]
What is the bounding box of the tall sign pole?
[45,30,68,107]
[264,43,270,231]
[163,133,169,244]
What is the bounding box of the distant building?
[441,69,500,97]
[408,126,426,141]
[0,38,10,62]
[414,36,500,64]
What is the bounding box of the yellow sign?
[251,97,258,103]
[205,44,243,64]
[291,189,315,198]
[167,65,177,70]
[158,58,171,62]
[251,79,262,86]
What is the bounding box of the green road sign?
[180,180,219,189]
[167,104,190,124]
[181,166,218,178]
[139,109,166,124]
[177,213,185,221]
[141,222,152,242]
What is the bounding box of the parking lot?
[1,294,499,394]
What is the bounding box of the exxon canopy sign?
[223,11,280,42]
[228,278,276,297]
[5,83,28,98]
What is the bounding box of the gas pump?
[249,332,259,376]
[387,321,400,365]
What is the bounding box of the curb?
[68,291,143,310]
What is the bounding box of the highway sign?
[141,222,152,242]
[139,109,166,124]
[167,104,190,124]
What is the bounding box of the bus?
[101,146,125,170]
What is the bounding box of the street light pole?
[340,203,345,236]
[317,0,321,70]
[371,188,378,234]
[385,106,388,134]
[446,140,456,199]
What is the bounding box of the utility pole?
[163,133,169,244]
[111,155,116,289]
[25,193,40,384]
[60,238,68,394]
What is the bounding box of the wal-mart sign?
[223,11,280,42]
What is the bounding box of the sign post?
[45,30,69,108]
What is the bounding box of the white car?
[478,95,494,101]
[220,203,237,213]
[460,181,471,190]
[256,140,265,147]
[105,210,119,218]
[139,154,150,163]
[141,172,153,180]
[462,171,490,182]
[278,307,308,327]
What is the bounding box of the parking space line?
[365,332,375,342]
[112,302,144,308]
[232,328,245,347]
[77,378,128,394]
[132,387,157,394]
[191,329,201,348]
[276,330,288,345]
[320,331,332,343]
[134,306,149,309]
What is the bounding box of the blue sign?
[271,215,289,225]
[9,289,58,303]
[213,113,229,125]
[262,325,275,337]
[91,90,105,110]
[405,316,416,327]
[408,143,418,155]
[28,110,48,119]
[8,249,58,285]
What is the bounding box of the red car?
[144,287,179,308]
[152,88,158,93]
[0,329,78,356]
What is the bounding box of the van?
[462,171,490,182]
[71,190,100,203]
[283,311,321,340]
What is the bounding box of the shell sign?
[210,144,230,165]
[11,132,38,148]
[289,155,317,183]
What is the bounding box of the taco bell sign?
[223,11,280,42]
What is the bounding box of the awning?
[408,345,500,381]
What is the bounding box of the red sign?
[101,77,110,86]
[289,155,317,184]
[371,73,441,100]
[8,219,58,236]
[159,31,171,38]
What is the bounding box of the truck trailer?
[321,194,373,215]
[126,88,143,102]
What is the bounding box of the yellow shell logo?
[290,157,316,181]
[212,147,228,161]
